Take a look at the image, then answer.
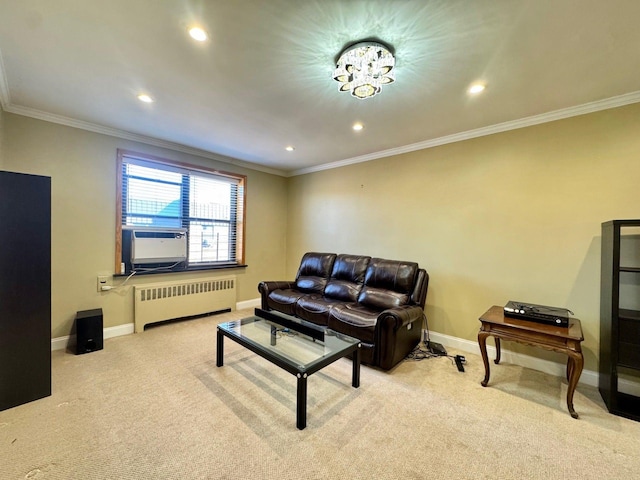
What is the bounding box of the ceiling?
[1,0,640,177]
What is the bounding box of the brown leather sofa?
[258,252,429,370]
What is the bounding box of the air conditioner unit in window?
[128,227,187,265]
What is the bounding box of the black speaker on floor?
[76,308,104,355]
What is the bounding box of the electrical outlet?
[97,275,111,292]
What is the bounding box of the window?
[116,150,245,271]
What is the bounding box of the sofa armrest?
[376,305,425,370]
[378,305,425,331]
[258,281,296,310]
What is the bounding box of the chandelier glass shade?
[332,41,395,99]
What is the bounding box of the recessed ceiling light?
[188,27,208,42]
[352,123,364,131]
[468,83,486,94]
[285,146,295,152]
[137,93,154,103]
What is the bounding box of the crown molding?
[2,103,287,177]
[0,48,286,177]
[289,90,640,177]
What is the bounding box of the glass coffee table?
[216,308,361,429]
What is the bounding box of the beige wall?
[2,113,288,338]
[287,103,640,371]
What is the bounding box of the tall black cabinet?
[0,170,51,411]
[599,220,640,421]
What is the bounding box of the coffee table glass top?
[217,313,360,373]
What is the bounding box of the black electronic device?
[76,308,104,355]
[428,341,447,356]
[503,301,571,327]
[455,355,466,372]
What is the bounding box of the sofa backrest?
[358,258,419,310]
[324,254,371,302]
[295,252,336,293]
[411,269,429,309]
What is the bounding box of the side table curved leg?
[478,330,491,387]
[566,356,574,382]
[566,351,584,419]
[494,337,501,364]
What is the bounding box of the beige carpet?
[1,308,639,480]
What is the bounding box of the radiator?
[134,276,236,333]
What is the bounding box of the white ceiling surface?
[1,1,640,177]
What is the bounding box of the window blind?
[118,152,245,267]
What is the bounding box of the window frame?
[115,149,246,273]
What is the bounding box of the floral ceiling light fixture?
[332,40,396,99]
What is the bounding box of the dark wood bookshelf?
[619,308,640,321]
[0,171,51,411]
[599,220,640,422]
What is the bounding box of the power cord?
[405,342,441,361]
[406,343,467,372]
[407,313,467,371]
[273,327,298,338]
[100,270,137,292]
[422,312,431,344]
[100,260,185,292]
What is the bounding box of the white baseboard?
[51,323,135,351]
[236,297,261,310]
[51,298,263,351]
[51,336,70,351]
[429,331,640,397]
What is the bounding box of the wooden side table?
[478,305,584,419]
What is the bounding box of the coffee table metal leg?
[352,345,361,388]
[296,373,308,430]
[216,329,224,367]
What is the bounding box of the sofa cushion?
[294,294,344,326]
[266,289,306,316]
[358,258,418,310]
[324,254,370,301]
[358,288,409,310]
[328,303,378,344]
[295,252,336,293]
